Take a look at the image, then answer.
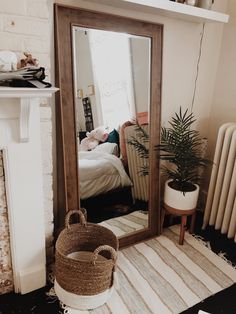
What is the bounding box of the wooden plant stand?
[161,204,196,245]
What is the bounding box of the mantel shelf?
[0,87,59,142]
[87,0,229,23]
[0,87,59,98]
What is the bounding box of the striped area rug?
[61,224,236,314]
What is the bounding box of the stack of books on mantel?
[0,67,51,88]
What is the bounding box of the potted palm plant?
[159,108,211,211]
[128,107,210,211]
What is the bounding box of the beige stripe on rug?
[61,224,236,314]
[99,210,148,237]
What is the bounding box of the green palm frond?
[134,124,149,142]
[127,124,149,176]
[127,138,149,159]
[128,107,212,192]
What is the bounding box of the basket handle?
[93,245,117,266]
[65,209,87,228]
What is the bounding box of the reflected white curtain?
[88,29,136,131]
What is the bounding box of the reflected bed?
[79,147,132,200]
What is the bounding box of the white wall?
[0,0,54,264]
[207,0,236,157]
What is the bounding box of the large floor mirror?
[54,4,163,247]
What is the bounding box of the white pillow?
[94,142,119,156]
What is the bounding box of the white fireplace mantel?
[0,87,58,294]
[0,87,58,142]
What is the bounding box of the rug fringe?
[191,234,212,250]
[217,251,236,269]
[191,234,236,268]
[45,286,59,304]
[46,287,69,313]
[47,263,55,285]
[46,286,56,297]
[60,302,68,314]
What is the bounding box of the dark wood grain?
[162,204,196,245]
[54,4,163,247]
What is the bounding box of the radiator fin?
[124,125,149,202]
[203,123,236,242]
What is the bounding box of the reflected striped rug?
[60,225,236,314]
[99,210,148,237]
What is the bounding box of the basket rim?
[55,220,119,265]
[56,222,119,248]
[55,249,117,265]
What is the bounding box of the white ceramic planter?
[164,180,199,211]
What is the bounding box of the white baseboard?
[19,264,46,294]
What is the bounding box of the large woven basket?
[55,209,118,309]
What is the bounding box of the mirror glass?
[73,26,151,238]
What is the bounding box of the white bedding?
[79,150,132,200]
[93,142,119,156]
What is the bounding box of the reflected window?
[88,29,136,131]
[74,27,151,132]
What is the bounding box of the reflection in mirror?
[73,26,151,238]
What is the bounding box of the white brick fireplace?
[0,87,58,294]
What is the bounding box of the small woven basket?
[55,209,118,309]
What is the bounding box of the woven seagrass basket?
[55,209,118,309]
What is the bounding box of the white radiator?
[124,125,149,202]
[203,123,236,243]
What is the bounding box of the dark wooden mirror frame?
[54,3,163,247]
